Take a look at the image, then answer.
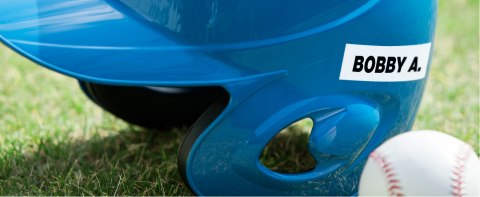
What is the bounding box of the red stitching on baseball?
[369,151,404,197]
[450,144,472,197]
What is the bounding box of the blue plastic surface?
[0,0,437,195]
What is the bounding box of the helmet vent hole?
[259,118,316,174]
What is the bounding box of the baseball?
[359,130,479,196]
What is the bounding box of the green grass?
[0,0,478,195]
[413,0,479,151]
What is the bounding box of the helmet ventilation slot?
[259,118,316,174]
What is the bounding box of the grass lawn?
[0,0,478,195]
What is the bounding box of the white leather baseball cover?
[359,130,479,196]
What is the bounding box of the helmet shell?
[0,0,437,195]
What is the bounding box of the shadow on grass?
[0,126,191,195]
[0,123,314,195]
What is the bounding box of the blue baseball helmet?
[0,0,437,195]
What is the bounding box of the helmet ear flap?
[178,94,230,186]
[78,81,228,130]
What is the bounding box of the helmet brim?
[0,0,249,86]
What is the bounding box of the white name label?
[339,43,432,82]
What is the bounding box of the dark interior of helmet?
[79,81,229,130]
